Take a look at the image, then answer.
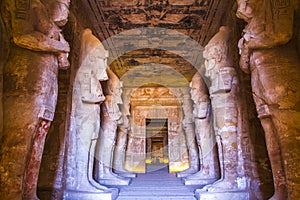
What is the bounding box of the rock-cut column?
[63,29,118,200]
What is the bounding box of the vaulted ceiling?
[76,0,234,87]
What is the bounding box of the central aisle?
[116,165,197,200]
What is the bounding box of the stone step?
[119,190,194,196]
[117,195,197,200]
[116,165,198,200]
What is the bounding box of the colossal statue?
[63,29,117,199]
[201,26,240,192]
[0,0,70,199]
[95,68,131,185]
[237,0,300,199]
[176,89,200,178]
[183,72,219,186]
[113,88,137,178]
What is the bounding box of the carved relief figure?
[183,72,219,185]
[0,0,70,199]
[95,68,131,185]
[201,26,240,191]
[63,29,117,198]
[237,0,300,199]
[176,89,200,178]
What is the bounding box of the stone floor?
[116,164,198,200]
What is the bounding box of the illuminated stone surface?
[0,0,299,200]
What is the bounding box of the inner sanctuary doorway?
[146,118,169,167]
[124,87,190,173]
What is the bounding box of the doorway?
[146,118,169,171]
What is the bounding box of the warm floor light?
[169,162,190,173]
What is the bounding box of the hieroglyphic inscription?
[15,0,30,20]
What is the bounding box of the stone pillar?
[183,72,219,186]
[196,26,251,200]
[95,68,131,186]
[176,88,200,178]
[0,0,70,199]
[62,29,118,199]
[113,88,136,178]
[237,0,300,199]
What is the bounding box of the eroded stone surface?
[63,29,116,197]
[237,0,300,199]
[95,68,131,186]
[0,0,70,199]
[183,72,219,186]
[199,26,251,197]
[1,1,298,199]
[176,88,200,178]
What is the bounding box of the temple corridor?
[116,165,197,200]
[1,0,299,200]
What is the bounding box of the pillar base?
[114,170,137,178]
[183,177,217,186]
[63,188,118,200]
[195,190,251,200]
[98,177,131,186]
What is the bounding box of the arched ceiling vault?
[77,0,234,87]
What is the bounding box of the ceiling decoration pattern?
[84,0,230,86]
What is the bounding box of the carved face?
[89,47,109,81]
[236,0,255,22]
[52,0,70,26]
[189,80,201,103]
[203,44,218,72]
[112,81,123,105]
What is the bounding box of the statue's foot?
[117,172,137,178]
[98,173,131,185]
[65,183,119,199]
[184,170,218,180]
[184,170,218,185]
[176,166,199,178]
[268,191,288,200]
[114,169,137,178]
[205,179,238,192]
[76,182,108,193]
[89,178,109,191]
[23,194,40,200]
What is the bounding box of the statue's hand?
[81,94,105,104]
[58,32,70,52]
[58,52,70,69]
[196,102,209,119]
[238,38,251,74]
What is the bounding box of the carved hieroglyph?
[183,72,219,186]
[237,1,300,199]
[0,0,70,199]
[63,29,118,199]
